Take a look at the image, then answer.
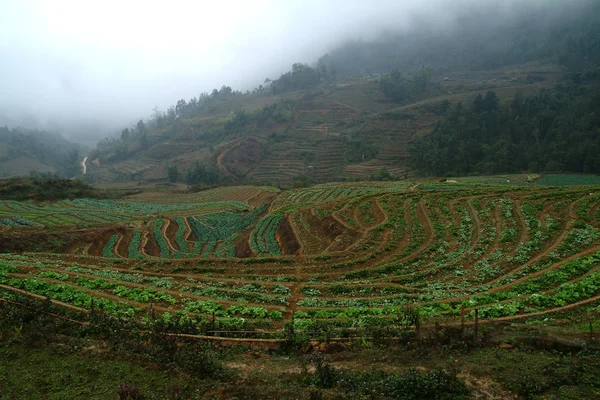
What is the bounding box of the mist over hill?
[1,0,599,181]
[73,0,600,186]
[1,0,592,141]
[0,126,83,178]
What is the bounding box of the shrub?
[118,383,145,400]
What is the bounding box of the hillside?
[83,1,600,187]
[0,127,83,178]
[85,61,563,186]
[1,179,599,336]
[5,2,600,399]
[0,177,102,201]
[2,178,600,398]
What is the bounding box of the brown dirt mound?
[143,222,161,257]
[311,212,347,240]
[235,229,254,258]
[220,137,263,177]
[277,215,300,256]
[0,227,87,254]
[88,228,125,256]
[305,209,356,253]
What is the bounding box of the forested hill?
[318,0,600,77]
[0,127,82,178]
[84,0,600,186]
[409,64,600,176]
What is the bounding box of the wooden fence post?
[291,311,295,335]
[474,309,479,345]
[212,310,216,335]
[461,305,465,337]
[415,314,421,340]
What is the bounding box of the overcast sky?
[0,0,562,143]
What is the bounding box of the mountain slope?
[84,1,600,186]
[86,61,562,186]
[0,127,82,178]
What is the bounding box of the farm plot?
[0,197,248,227]
[250,214,284,256]
[1,181,600,338]
[87,206,267,259]
[186,205,267,258]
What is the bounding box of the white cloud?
[0,0,573,141]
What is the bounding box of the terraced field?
[1,181,600,339]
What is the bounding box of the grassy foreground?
[1,294,599,399]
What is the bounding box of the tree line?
[0,126,82,178]
[409,65,600,176]
[378,66,432,103]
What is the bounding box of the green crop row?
[66,266,173,289]
[216,233,238,258]
[0,216,42,227]
[173,217,189,254]
[101,235,119,258]
[128,231,144,259]
[153,219,170,258]
[186,205,265,258]
[181,299,283,320]
[0,277,136,318]
[250,214,283,256]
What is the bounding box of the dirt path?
[113,233,127,259]
[334,196,390,255]
[331,202,359,231]
[162,218,179,252]
[284,251,305,323]
[287,214,305,256]
[183,217,193,241]
[343,197,435,281]
[414,198,436,256]
[486,206,574,287]
[511,200,529,256]
[140,232,151,256]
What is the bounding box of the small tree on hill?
[166,164,178,182]
[140,133,148,150]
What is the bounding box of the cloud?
[0,0,577,142]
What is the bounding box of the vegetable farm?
[1,182,600,339]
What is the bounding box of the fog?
[0,0,574,145]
